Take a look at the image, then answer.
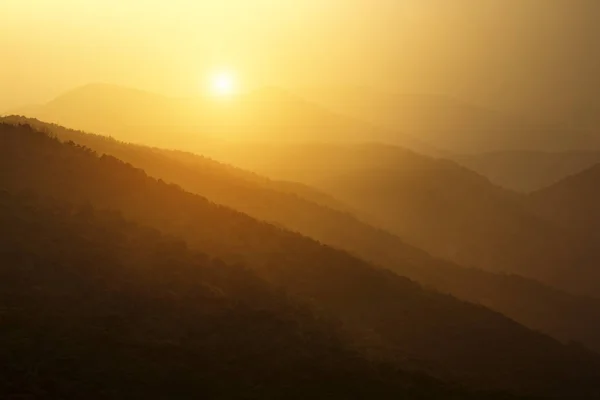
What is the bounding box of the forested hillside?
[1,190,502,399]
[2,122,600,397]
[6,116,600,355]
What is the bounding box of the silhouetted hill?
[2,122,600,397]
[529,163,600,237]
[7,116,600,355]
[13,83,434,153]
[454,151,600,192]
[527,164,600,294]
[0,115,352,213]
[205,142,597,296]
[1,190,506,400]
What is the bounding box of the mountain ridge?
[2,121,600,397]
[6,115,600,355]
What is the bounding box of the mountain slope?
[527,164,600,294]
[0,115,352,213]
[7,116,600,354]
[453,150,600,192]
[205,142,595,296]
[1,190,497,400]
[2,122,600,397]
[529,163,600,238]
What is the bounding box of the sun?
[208,70,238,98]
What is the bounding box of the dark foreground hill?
[0,190,503,400]
[7,116,600,355]
[1,123,600,397]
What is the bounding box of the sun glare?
[209,71,238,98]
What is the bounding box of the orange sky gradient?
[2,0,600,125]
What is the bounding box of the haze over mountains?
[530,164,600,244]
[11,82,600,188]
[7,91,600,292]
[4,1,600,398]
[10,83,433,153]
[6,83,600,321]
[297,87,590,153]
[13,82,600,155]
[4,120,600,399]
[4,83,600,397]
[454,151,600,192]
[6,115,600,356]
[184,140,599,296]
[5,1,600,125]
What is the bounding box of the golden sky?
[2,0,599,121]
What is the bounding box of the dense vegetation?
[1,190,501,399]
[2,122,600,398]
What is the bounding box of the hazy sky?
[2,0,600,121]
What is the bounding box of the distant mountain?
[206,142,599,297]
[11,83,436,154]
[2,122,600,397]
[7,84,210,149]
[454,151,600,192]
[528,164,600,295]
[297,87,594,153]
[8,116,600,354]
[530,162,600,236]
